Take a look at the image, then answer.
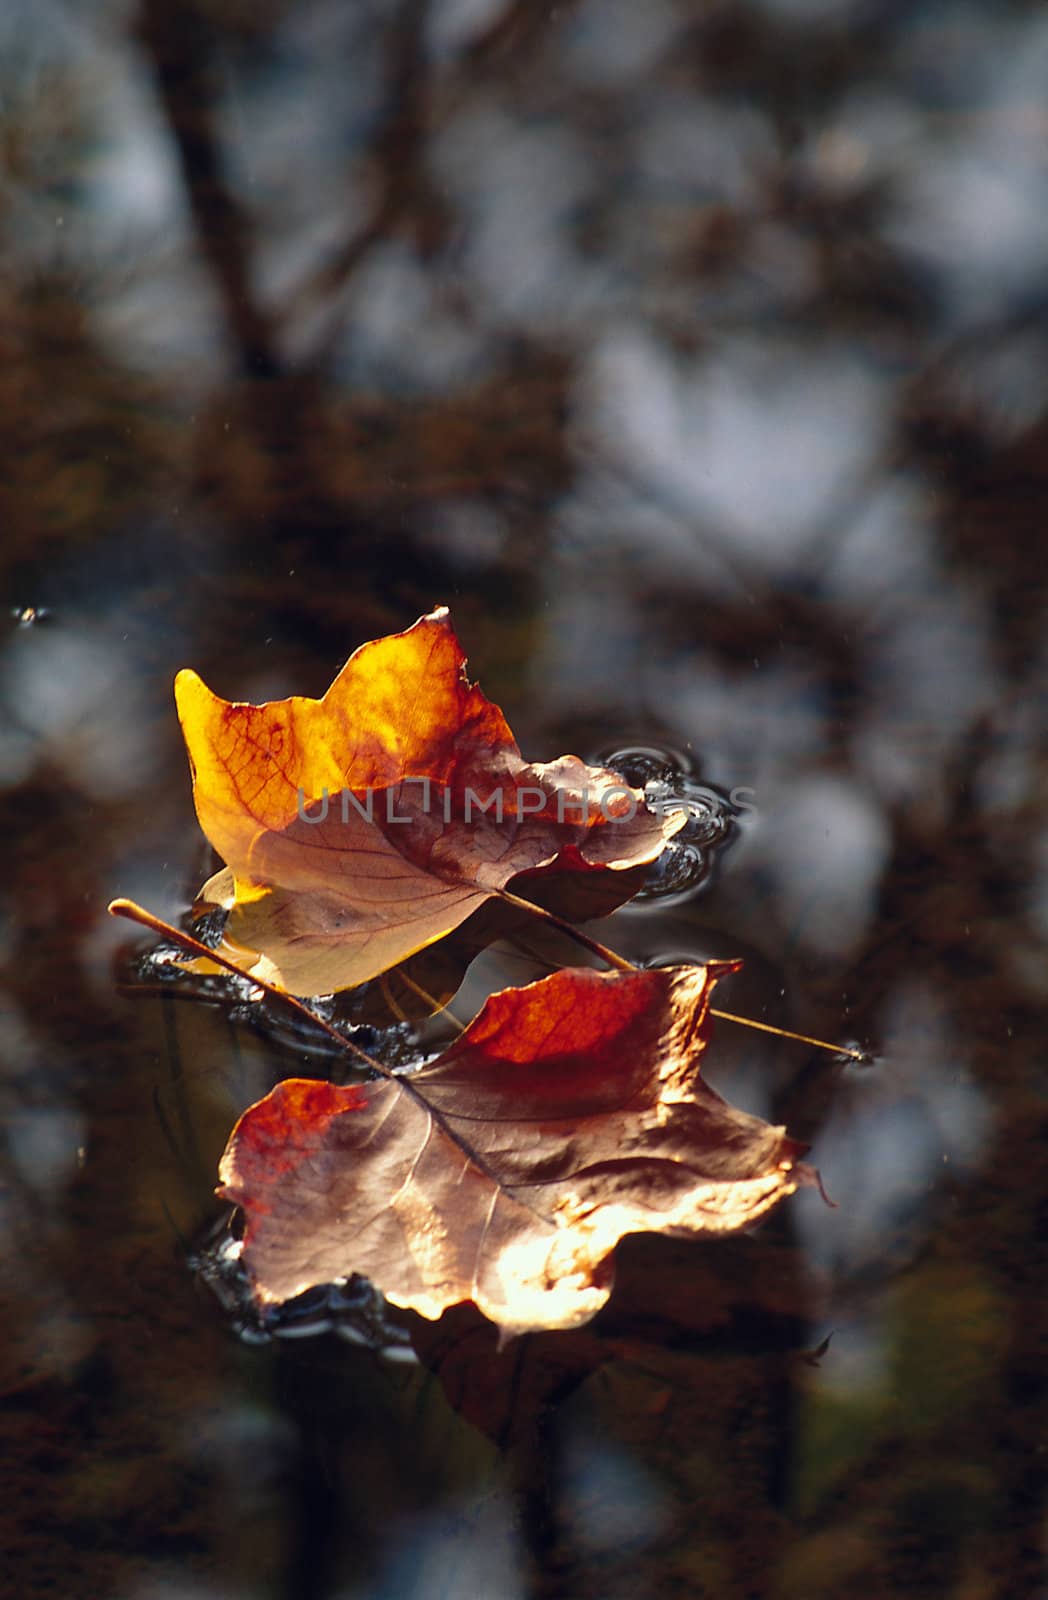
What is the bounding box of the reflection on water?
[596,742,740,899]
[2,0,1047,1596]
[190,1217,417,1359]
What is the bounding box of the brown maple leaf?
[217,963,819,1340]
[175,608,683,996]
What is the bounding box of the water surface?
[2,3,1046,1596]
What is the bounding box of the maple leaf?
[217,963,819,1340]
[175,608,683,996]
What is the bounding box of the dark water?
[2,2,1046,1595]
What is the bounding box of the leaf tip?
[173,665,204,703]
[706,958,745,985]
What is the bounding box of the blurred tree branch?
[136,0,281,378]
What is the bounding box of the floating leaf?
[176,608,682,996]
[218,963,818,1340]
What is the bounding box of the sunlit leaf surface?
[218,963,818,1339]
[177,608,683,995]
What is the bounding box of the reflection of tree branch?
[458,0,574,70]
[288,0,430,371]
[291,0,582,370]
[136,0,280,379]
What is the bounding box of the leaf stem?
[395,970,466,1031]
[110,897,867,1068]
[107,898,393,1078]
[710,1007,869,1062]
[492,891,865,1060]
[492,887,637,972]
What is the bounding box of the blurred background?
[1,0,1046,1595]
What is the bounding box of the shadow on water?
[1,1,1046,1596]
